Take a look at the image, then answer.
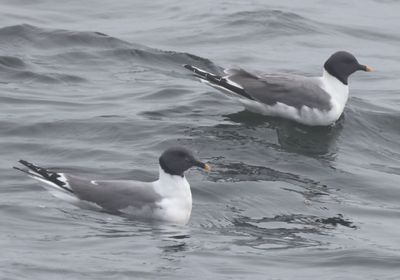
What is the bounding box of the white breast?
[152,168,193,224]
[318,69,349,122]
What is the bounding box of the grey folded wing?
[66,175,162,212]
[225,69,332,111]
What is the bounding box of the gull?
[184,51,373,126]
[14,147,210,224]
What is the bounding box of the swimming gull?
[184,51,373,126]
[14,147,210,224]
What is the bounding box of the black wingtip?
[13,163,31,174]
[13,166,21,171]
[15,159,44,177]
[18,159,30,167]
[13,161,73,193]
[13,165,36,177]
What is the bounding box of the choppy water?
[1,0,400,279]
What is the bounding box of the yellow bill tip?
[365,65,374,72]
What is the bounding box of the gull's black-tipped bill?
[193,159,211,172]
[364,65,373,72]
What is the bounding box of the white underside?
[152,168,192,224]
[202,69,349,126]
[238,98,342,126]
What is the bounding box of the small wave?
[0,24,217,69]
[8,70,87,83]
[218,9,322,38]
[202,213,354,251]
[206,160,330,202]
[218,8,400,43]
[0,55,27,69]
[0,24,221,85]
[333,25,400,43]
[0,24,132,50]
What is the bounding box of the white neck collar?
[321,69,349,108]
[321,69,348,89]
[154,166,190,198]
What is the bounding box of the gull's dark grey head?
[324,51,373,85]
[159,147,210,177]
